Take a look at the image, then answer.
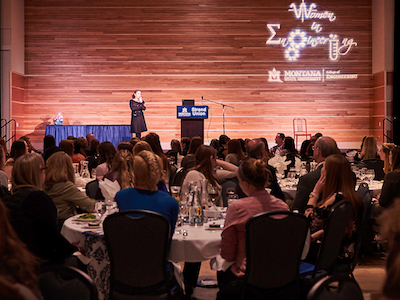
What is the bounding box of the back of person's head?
[0,137,7,155]
[86,133,95,143]
[361,136,378,160]
[322,154,361,211]
[59,139,74,157]
[247,139,264,159]
[98,141,116,166]
[259,137,270,153]
[210,139,219,149]
[194,145,217,186]
[45,151,75,185]
[381,143,396,173]
[10,140,27,160]
[143,132,164,156]
[12,153,44,192]
[77,136,88,149]
[219,135,230,146]
[170,139,182,154]
[117,142,133,153]
[0,147,5,170]
[67,136,75,140]
[181,137,190,148]
[112,151,135,189]
[300,140,311,158]
[133,140,152,155]
[133,150,162,191]
[43,135,56,152]
[391,146,400,171]
[0,201,39,296]
[313,132,323,139]
[73,139,82,154]
[314,136,339,158]
[188,136,203,155]
[227,139,245,160]
[238,157,271,190]
[90,138,100,153]
[283,136,297,153]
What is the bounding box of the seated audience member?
[181,137,191,156]
[117,141,133,154]
[210,138,219,150]
[83,133,95,155]
[292,136,340,213]
[0,146,9,191]
[0,200,43,300]
[378,200,400,300]
[379,143,396,174]
[259,137,271,160]
[144,132,171,183]
[104,150,135,189]
[20,136,39,154]
[299,139,312,161]
[115,150,179,233]
[76,136,88,157]
[247,138,285,201]
[378,146,400,209]
[304,154,362,264]
[280,136,301,176]
[43,152,95,228]
[217,157,289,297]
[43,135,56,161]
[72,139,85,164]
[166,139,183,166]
[225,139,246,165]
[360,136,385,180]
[2,153,78,267]
[181,136,203,171]
[85,138,100,174]
[59,139,74,158]
[353,136,367,162]
[217,134,230,160]
[270,133,285,156]
[95,141,116,180]
[0,137,9,159]
[4,140,27,179]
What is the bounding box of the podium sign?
[177,106,208,119]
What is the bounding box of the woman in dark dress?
[130,90,147,139]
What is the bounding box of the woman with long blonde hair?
[2,153,77,266]
[43,151,95,228]
[379,143,396,174]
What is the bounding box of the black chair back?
[39,265,98,300]
[170,167,187,187]
[244,211,309,291]
[103,210,173,299]
[307,274,364,300]
[314,200,353,277]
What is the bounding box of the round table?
[61,212,224,300]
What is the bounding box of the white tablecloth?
[61,214,224,299]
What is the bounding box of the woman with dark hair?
[217,157,289,296]
[143,132,170,173]
[166,139,182,166]
[378,146,400,209]
[72,139,85,164]
[95,141,116,180]
[181,136,203,171]
[4,140,27,179]
[2,153,78,267]
[305,154,362,263]
[130,90,147,139]
[217,134,230,160]
[281,136,301,175]
[85,138,100,174]
[0,200,43,300]
[225,139,246,165]
[0,137,9,159]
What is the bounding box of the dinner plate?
[74,213,100,222]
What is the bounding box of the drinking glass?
[170,186,181,203]
[366,169,375,183]
[359,167,367,182]
[226,187,238,206]
[287,171,296,188]
[276,172,284,184]
[207,184,219,206]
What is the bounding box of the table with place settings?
[61,206,226,300]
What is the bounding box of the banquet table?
[61,212,224,300]
[281,180,383,200]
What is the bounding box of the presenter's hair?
[45,151,75,185]
[12,153,44,192]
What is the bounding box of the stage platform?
[45,125,132,148]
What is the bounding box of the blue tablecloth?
[45,125,131,148]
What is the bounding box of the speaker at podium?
[177,100,208,141]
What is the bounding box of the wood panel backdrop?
[14,0,372,149]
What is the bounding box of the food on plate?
[77,213,96,220]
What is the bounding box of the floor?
[183,254,387,300]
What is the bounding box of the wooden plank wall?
[18,0,372,149]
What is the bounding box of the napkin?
[98,178,121,200]
[294,156,302,172]
[268,155,291,174]
[210,255,235,272]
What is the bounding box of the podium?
[177,100,208,140]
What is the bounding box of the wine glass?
[226,187,238,206]
[359,167,367,183]
[207,184,219,207]
[170,186,181,203]
[366,169,375,184]
[276,171,284,184]
[287,171,296,188]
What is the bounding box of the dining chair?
[293,118,311,150]
[241,211,309,300]
[103,210,181,299]
[39,265,98,300]
[300,200,353,281]
[307,274,364,300]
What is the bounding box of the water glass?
[287,171,296,188]
[366,169,375,183]
[226,187,238,205]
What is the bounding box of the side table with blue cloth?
[45,125,132,148]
